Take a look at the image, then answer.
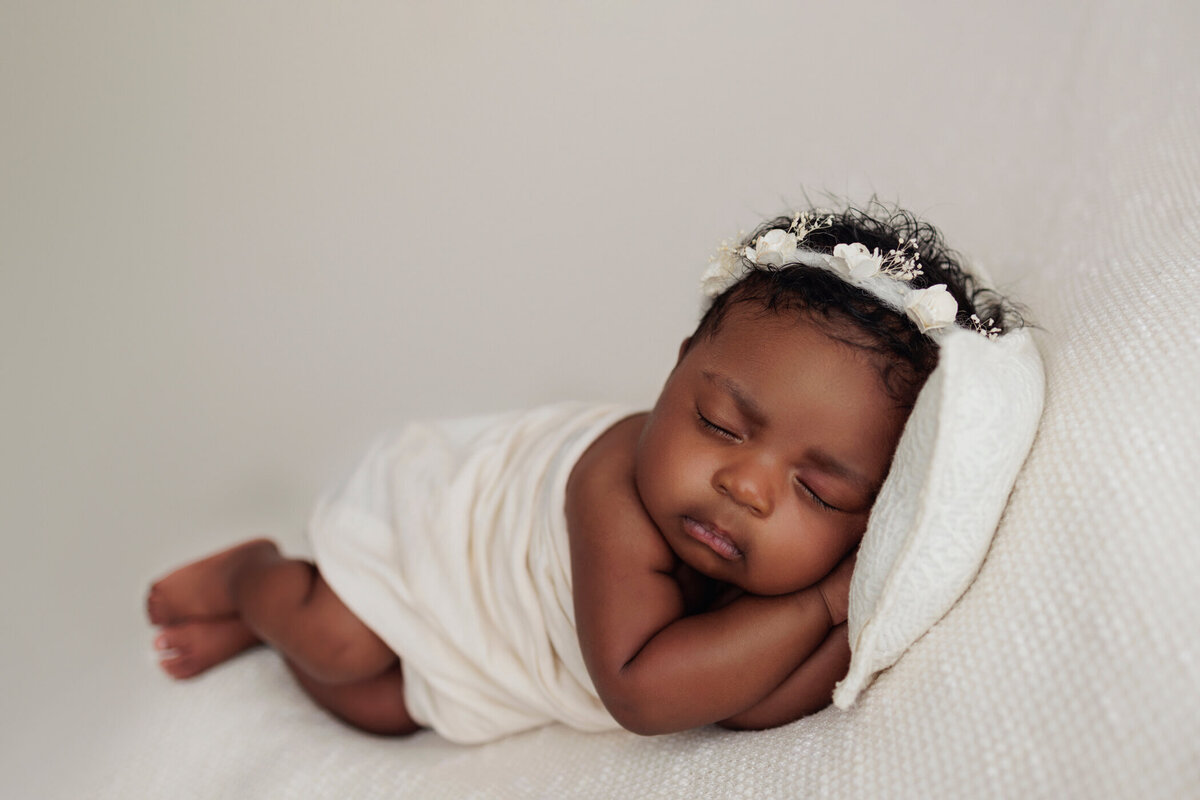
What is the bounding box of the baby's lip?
[683,516,743,560]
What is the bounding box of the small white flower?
[904,284,958,332]
[832,242,884,279]
[700,241,748,297]
[751,229,798,266]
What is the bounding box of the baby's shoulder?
[566,412,646,500]
[565,412,673,567]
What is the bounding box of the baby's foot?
[146,538,278,624]
[154,619,261,679]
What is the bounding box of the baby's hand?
[816,550,857,627]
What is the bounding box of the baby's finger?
[818,550,857,626]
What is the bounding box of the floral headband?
[700,213,999,340]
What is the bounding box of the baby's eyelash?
[695,409,739,441]
[797,481,840,513]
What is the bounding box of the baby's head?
[635,202,1021,595]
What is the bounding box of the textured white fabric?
[310,403,630,743]
[95,1,1200,796]
[835,325,1044,707]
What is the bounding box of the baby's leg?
[285,660,419,736]
[148,539,396,684]
[229,544,398,684]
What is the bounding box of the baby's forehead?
[695,307,911,420]
[713,302,921,405]
[706,303,879,364]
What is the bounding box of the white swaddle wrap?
[309,402,632,744]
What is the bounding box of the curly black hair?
[690,201,1027,407]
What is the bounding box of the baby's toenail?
[154,634,169,650]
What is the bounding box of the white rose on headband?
[832,242,884,279]
[751,229,798,266]
[905,284,959,332]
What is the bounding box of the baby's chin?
[729,566,826,597]
[681,557,815,598]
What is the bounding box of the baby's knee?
[298,583,397,683]
[304,634,395,684]
[292,662,420,736]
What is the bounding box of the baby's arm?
[566,417,849,735]
[717,554,854,730]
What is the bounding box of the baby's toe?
[159,652,201,679]
[152,620,258,680]
[146,585,171,625]
[154,631,198,679]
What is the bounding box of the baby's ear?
[676,337,692,365]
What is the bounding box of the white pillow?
[834,325,1044,708]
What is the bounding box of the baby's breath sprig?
[713,232,746,261]
[788,211,834,242]
[969,314,1000,340]
[880,238,923,281]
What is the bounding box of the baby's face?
[634,304,909,595]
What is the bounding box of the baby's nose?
[714,460,773,516]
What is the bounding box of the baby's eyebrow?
[702,370,767,425]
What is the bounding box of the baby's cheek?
[786,523,858,590]
[633,448,672,519]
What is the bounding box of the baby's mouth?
[682,516,743,560]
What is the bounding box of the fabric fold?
[310,402,633,743]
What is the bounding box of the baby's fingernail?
[154,634,168,650]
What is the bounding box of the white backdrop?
[3,1,1196,796]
